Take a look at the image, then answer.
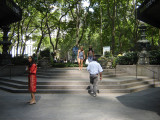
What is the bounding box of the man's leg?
[90,75,94,93]
[93,76,98,94]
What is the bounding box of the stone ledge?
[116,65,160,80]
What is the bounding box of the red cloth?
[28,64,37,93]
[29,63,37,74]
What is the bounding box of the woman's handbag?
[85,59,89,65]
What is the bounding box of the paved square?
[0,88,160,120]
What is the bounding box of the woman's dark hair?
[89,48,92,51]
[28,56,35,68]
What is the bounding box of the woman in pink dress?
[28,56,37,104]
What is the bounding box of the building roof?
[0,0,22,27]
[137,0,160,28]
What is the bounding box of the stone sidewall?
[0,65,26,77]
[116,65,160,79]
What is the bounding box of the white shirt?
[87,61,103,75]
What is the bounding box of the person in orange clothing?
[27,56,37,105]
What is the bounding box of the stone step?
[0,68,157,94]
[128,84,154,92]
[36,72,117,76]
[36,69,123,74]
[0,85,132,93]
[0,84,154,94]
[35,75,114,79]
[34,73,129,79]
[0,76,156,84]
[0,77,154,85]
[0,78,155,90]
[37,69,123,73]
[0,85,28,93]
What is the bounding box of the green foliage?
[4,0,160,61]
[40,48,50,58]
[149,50,160,65]
[112,57,117,68]
[0,45,2,53]
[116,52,138,65]
[12,56,28,65]
[105,51,112,58]
[98,56,107,61]
[52,63,87,68]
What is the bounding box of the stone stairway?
[0,67,159,93]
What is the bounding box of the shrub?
[98,56,107,61]
[40,48,50,58]
[12,56,28,65]
[116,52,138,65]
[149,50,160,65]
[105,51,112,58]
[112,57,117,68]
[52,63,87,67]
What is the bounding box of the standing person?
[77,46,85,70]
[87,57,103,97]
[87,45,94,62]
[27,56,37,104]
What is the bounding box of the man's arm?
[98,63,103,80]
[99,72,102,80]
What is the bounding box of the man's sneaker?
[93,93,97,97]
[97,90,100,93]
[86,86,90,90]
[91,92,94,94]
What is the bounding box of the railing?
[0,64,14,80]
[115,64,116,76]
[136,64,159,86]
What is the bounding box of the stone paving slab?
[0,88,160,120]
[0,75,143,82]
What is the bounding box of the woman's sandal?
[29,101,36,105]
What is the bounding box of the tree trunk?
[111,0,116,54]
[100,2,103,54]
[46,22,55,52]
[76,2,80,46]
[22,14,36,56]
[159,29,160,48]
[20,24,23,55]
[55,27,60,50]
[78,15,87,45]
[106,0,116,54]
[36,32,44,54]
[21,39,26,56]
[16,21,20,56]
[35,15,47,55]
[133,0,139,49]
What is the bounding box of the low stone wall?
[0,65,26,77]
[116,65,160,80]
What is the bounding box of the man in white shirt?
[87,57,103,97]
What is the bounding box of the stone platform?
[0,67,159,93]
[0,88,160,120]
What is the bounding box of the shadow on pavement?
[117,88,160,116]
